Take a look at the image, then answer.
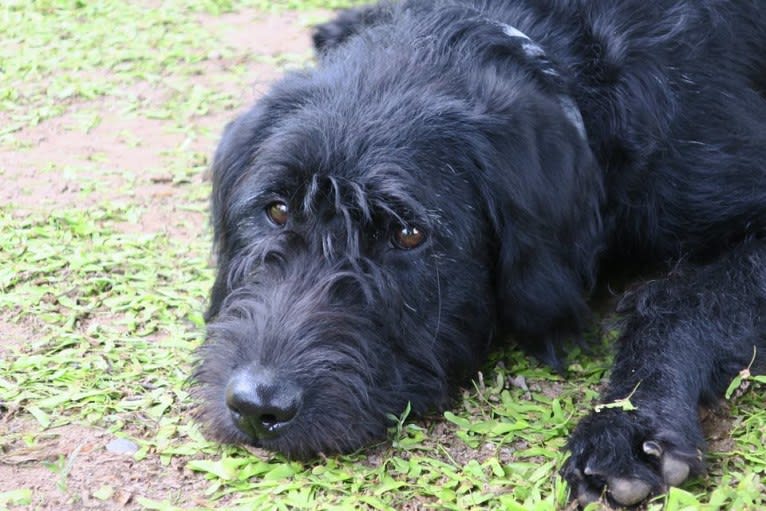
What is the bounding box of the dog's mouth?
[227,399,300,442]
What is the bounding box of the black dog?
[194,0,766,506]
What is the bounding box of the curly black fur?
[194,0,766,505]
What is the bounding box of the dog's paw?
[562,408,703,507]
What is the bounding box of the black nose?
[225,367,302,440]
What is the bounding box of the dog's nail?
[662,455,690,486]
[583,463,602,477]
[607,477,652,506]
[568,467,584,481]
[577,482,601,507]
[643,440,663,458]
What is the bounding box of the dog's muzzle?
[224,366,303,441]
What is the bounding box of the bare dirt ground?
[0,421,208,510]
[0,8,321,510]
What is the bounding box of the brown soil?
[0,421,214,510]
[0,314,41,356]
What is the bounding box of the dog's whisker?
[432,257,442,347]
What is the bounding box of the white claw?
[583,463,602,477]
[643,440,663,458]
[577,483,601,507]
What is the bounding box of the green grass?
[1,1,764,510]
[2,0,222,136]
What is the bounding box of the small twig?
[594,381,641,413]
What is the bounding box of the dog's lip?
[261,420,290,438]
[230,408,295,441]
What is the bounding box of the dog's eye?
[392,225,426,250]
[266,201,289,226]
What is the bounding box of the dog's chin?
[256,420,387,461]
[205,402,389,460]
[194,371,401,459]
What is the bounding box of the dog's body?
[195,0,766,506]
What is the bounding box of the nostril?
[225,367,302,440]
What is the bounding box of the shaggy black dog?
[194,0,766,506]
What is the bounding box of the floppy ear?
[205,115,249,321]
[478,98,604,369]
[439,15,605,367]
[205,81,314,320]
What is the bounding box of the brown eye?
[393,225,426,250]
[266,201,289,226]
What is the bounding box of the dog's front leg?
[562,241,766,507]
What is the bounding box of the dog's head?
[194,7,603,458]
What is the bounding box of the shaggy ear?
[205,84,310,320]
[205,113,256,321]
[480,101,604,369]
[445,15,604,366]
